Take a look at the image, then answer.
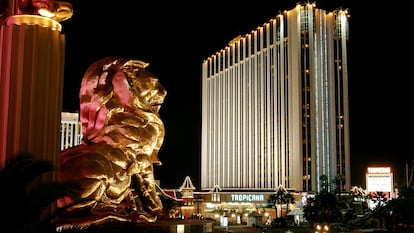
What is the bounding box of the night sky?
[61,0,413,190]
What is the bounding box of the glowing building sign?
[367,167,391,174]
[231,194,264,202]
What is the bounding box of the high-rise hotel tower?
[201,3,350,192]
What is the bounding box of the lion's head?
[78,57,167,162]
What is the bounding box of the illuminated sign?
[366,166,394,209]
[367,167,391,174]
[366,166,393,193]
[366,174,392,192]
[231,194,264,202]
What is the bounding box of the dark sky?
[61,0,413,190]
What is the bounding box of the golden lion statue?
[56,57,166,228]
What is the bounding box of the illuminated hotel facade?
[60,112,82,150]
[201,3,350,193]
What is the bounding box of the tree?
[268,185,286,219]
[395,186,414,226]
[381,186,414,230]
[285,192,295,219]
[332,173,345,194]
[267,185,295,226]
[158,193,178,219]
[320,174,330,193]
[303,175,340,225]
[303,195,320,223]
[0,153,78,233]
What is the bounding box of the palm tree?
[285,192,295,218]
[268,185,295,226]
[303,175,340,225]
[268,185,284,219]
[320,174,330,193]
[332,174,345,194]
[0,152,77,233]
